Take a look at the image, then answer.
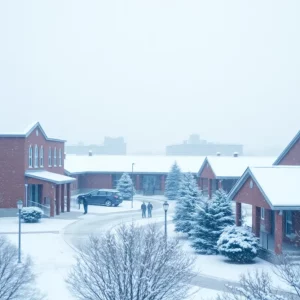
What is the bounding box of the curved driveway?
[63,197,237,293]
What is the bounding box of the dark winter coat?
[141,203,146,211]
[147,203,153,211]
[82,197,88,206]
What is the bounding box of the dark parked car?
[77,189,123,207]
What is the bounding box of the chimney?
[88,150,92,156]
[233,152,239,157]
[216,152,221,156]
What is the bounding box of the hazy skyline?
[0,1,299,154]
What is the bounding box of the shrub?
[21,207,43,223]
[217,225,259,263]
[0,236,42,299]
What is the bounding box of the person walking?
[141,202,146,218]
[147,202,153,218]
[83,197,88,214]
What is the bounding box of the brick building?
[0,122,75,217]
[228,130,300,255]
[197,155,276,198]
[65,154,205,195]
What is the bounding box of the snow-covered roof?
[229,166,300,209]
[25,170,76,184]
[273,130,300,165]
[0,122,65,142]
[64,155,206,174]
[198,156,276,178]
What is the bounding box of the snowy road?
[63,196,237,294]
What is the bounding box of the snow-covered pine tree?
[117,173,136,200]
[164,162,182,200]
[190,190,234,254]
[213,189,235,230]
[173,173,202,234]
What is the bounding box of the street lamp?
[163,200,169,240]
[131,163,135,208]
[17,200,23,263]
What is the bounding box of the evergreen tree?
[117,173,136,200]
[164,162,182,200]
[190,190,234,254]
[173,173,202,234]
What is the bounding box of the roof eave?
[216,176,240,180]
[25,173,76,184]
[273,131,300,165]
[0,134,26,138]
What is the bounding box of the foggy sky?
[0,1,299,154]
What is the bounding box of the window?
[53,147,57,166]
[286,211,293,235]
[48,147,52,167]
[90,190,98,196]
[29,146,33,168]
[59,149,62,166]
[34,145,38,168]
[40,146,44,167]
[261,207,265,220]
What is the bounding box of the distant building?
[166,134,243,156]
[66,136,126,155]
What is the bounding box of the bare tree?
[274,255,300,298]
[66,223,195,300]
[216,270,293,300]
[0,236,43,300]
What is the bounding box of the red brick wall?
[25,128,65,175]
[261,209,272,233]
[0,138,25,208]
[199,162,215,179]
[79,174,113,189]
[278,138,300,165]
[233,177,271,209]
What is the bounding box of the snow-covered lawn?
[168,223,292,292]
[7,233,76,300]
[0,217,78,233]
[188,286,220,300]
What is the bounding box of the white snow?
[0,217,77,233]
[75,199,142,214]
[64,155,206,174]
[249,166,300,207]
[25,170,76,184]
[188,286,220,300]
[203,156,276,178]
[7,233,76,300]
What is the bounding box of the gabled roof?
[273,131,300,165]
[228,166,300,210]
[64,155,206,174]
[25,170,76,184]
[0,122,66,142]
[198,156,276,179]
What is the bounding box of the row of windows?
[29,146,62,168]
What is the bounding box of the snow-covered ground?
[0,217,78,299]
[188,286,220,300]
[74,199,142,214]
[0,198,290,300]
[168,223,292,292]
[0,217,77,233]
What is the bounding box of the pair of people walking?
[141,201,153,218]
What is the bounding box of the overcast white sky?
[0,1,299,154]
